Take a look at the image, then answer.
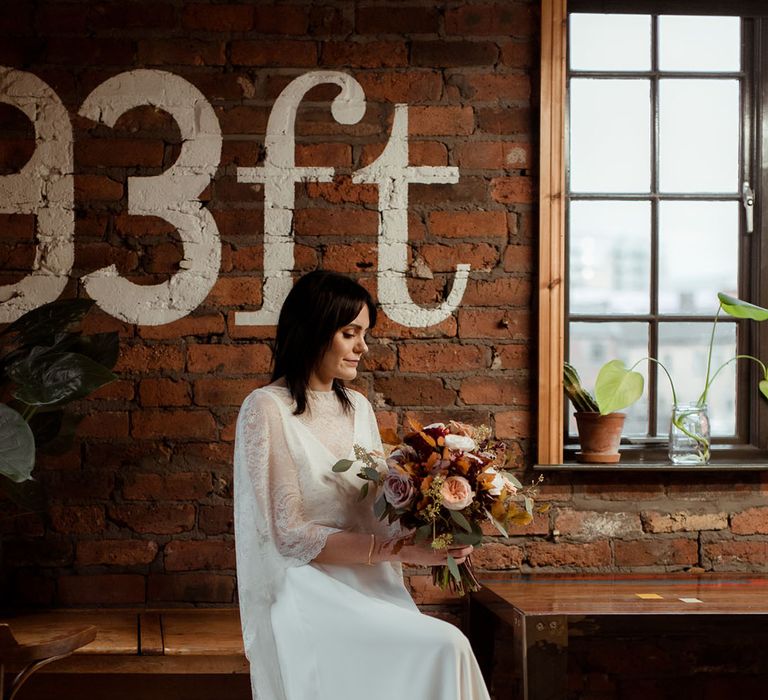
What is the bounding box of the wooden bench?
[469,573,768,700]
[0,609,249,700]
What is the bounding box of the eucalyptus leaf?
[332,459,354,473]
[449,508,472,533]
[9,352,116,406]
[446,554,461,583]
[373,494,387,519]
[485,509,509,537]
[453,531,483,546]
[594,359,644,415]
[718,293,768,322]
[524,496,534,516]
[358,482,370,502]
[502,471,523,490]
[362,466,380,482]
[414,524,432,543]
[0,404,35,483]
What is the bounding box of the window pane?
[570,79,651,193]
[658,201,738,315]
[568,322,649,437]
[659,16,740,72]
[659,79,739,193]
[569,201,650,314]
[657,322,736,436]
[570,14,651,71]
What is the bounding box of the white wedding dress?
[234,383,491,700]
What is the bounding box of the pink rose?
[383,469,416,509]
[441,475,474,511]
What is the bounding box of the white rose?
[444,434,477,452]
[423,422,446,430]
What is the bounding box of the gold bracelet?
[366,533,376,566]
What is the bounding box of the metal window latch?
[743,181,755,234]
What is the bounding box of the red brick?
[492,176,534,204]
[731,507,768,535]
[77,411,129,438]
[355,6,439,34]
[411,41,499,67]
[294,208,378,237]
[703,540,768,569]
[116,345,185,373]
[90,3,176,30]
[322,41,407,68]
[148,573,235,602]
[76,540,159,566]
[3,539,73,568]
[460,376,528,406]
[138,39,226,66]
[47,471,116,501]
[362,343,396,371]
[428,211,507,239]
[411,177,488,205]
[641,511,729,533]
[477,107,532,135]
[355,71,442,103]
[214,105,270,135]
[74,175,123,201]
[139,378,191,407]
[199,505,234,535]
[305,179,379,205]
[577,481,666,501]
[253,5,309,34]
[482,510,549,537]
[231,40,316,66]
[58,575,145,605]
[500,39,536,68]
[12,573,54,607]
[205,276,263,308]
[77,138,164,167]
[371,313,457,340]
[399,343,489,372]
[109,503,196,535]
[132,410,217,440]
[463,278,531,306]
[408,106,474,137]
[457,309,530,340]
[410,141,449,166]
[182,4,254,31]
[472,543,524,570]
[0,213,34,241]
[123,472,212,501]
[456,141,505,169]
[554,510,643,541]
[452,73,531,102]
[88,379,135,401]
[322,243,377,272]
[138,314,226,340]
[296,143,352,167]
[494,410,531,439]
[308,5,352,35]
[50,505,105,535]
[503,245,533,272]
[164,540,235,572]
[614,539,698,567]
[420,242,500,272]
[527,541,611,568]
[187,343,272,374]
[46,38,134,65]
[36,4,88,33]
[374,376,455,407]
[194,377,265,407]
[445,4,537,37]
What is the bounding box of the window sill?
[535,445,768,471]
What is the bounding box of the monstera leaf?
[0,403,35,483]
[594,360,645,415]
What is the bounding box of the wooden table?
[469,574,768,700]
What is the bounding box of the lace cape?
[233,384,386,699]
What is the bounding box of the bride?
[234,270,491,700]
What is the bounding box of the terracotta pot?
[574,412,626,464]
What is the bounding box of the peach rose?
[441,475,474,511]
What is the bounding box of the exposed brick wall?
[0,0,766,618]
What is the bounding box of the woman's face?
[311,305,370,390]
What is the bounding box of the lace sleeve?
[240,391,341,565]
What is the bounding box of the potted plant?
[605,293,768,465]
[563,360,644,463]
[0,299,118,507]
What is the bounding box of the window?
[538,0,768,465]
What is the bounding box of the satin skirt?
[270,561,492,700]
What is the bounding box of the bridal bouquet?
[333,418,542,595]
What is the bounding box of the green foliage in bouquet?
[0,299,118,506]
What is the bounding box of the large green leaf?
[69,333,120,369]
[453,530,483,546]
[0,299,94,346]
[718,293,768,322]
[594,359,644,415]
[0,404,35,483]
[28,410,64,446]
[449,509,472,533]
[9,351,116,406]
[0,474,45,511]
[760,380,768,401]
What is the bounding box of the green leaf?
[28,410,64,446]
[0,404,35,483]
[718,293,768,322]
[446,555,461,583]
[332,459,354,472]
[373,494,387,519]
[0,299,94,345]
[760,380,768,401]
[362,466,380,482]
[0,474,45,511]
[594,359,644,415]
[414,524,432,543]
[524,496,534,516]
[501,471,522,490]
[454,531,483,546]
[358,482,370,501]
[69,333,120,369]
[449,509,472,533]
[9,351,116,406]
[485,509,509,537]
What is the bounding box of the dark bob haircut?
[271,270,377,415]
